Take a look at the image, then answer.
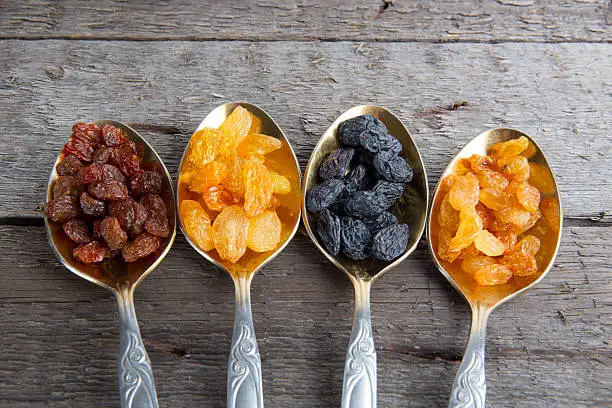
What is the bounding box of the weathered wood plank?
[0,220,609,407]
[0,40,610,220]
[0,0,610,43]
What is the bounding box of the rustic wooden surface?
[0,1,610,407]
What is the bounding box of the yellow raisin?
[479,188,508,211]
[498,156,530,182]
[242,157,273,217]
[219,106,252,154]
[270,171,291,195]
[521,142,537,159]
[438,193,460,232]
[488,136,529,158]
[473,230,505,256]
[221,150,245,196]
[493,231,517,253]
[449,173,479,211]
[248,112,263,134]
[461,256,495,275]
[515,235,540,256]
[516,182,540,214]
[186,128,222,169]
[437,228,462,263]
[540,197,560,233]
[475,203,494,230]
[211,205,249,263]
[501,251,538,276]
[449,206,483,251]
[237,134,282,157]
[495,205,532,227]
[188,161,228,193]
[528,162,555,195]
[476,170,509,190]
[473,264,513,285]
[467,154,497,173]
[202,185,239,213]
[180,200,214,251]
[247,210,281,252]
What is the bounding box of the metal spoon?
[301,106,429,408]
[45,121,176,408]
[426,128,562,408]
[177,102,302,408]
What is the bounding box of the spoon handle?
[227,276,264,408]
[448,302,489,408]
[341,279,376,408]
[116,284,159,408]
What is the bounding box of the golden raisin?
[461,255,495,275]
[521,141,537,159]
[237,134,282,157]
[498,155,530,182]
[449,173,479,211]
[202,185,239,213]
[270,171,291,195]
[180,200,214,251]
[502,251,537,276]
[242,157,273,217]
[516,182,540,214]
[438,193,460,232]
[528,162,555,195]
[473,230,505,256]
[479,188,508,211]
[248,111,263,134]
[493,231,517,253]
[211,205,249,263]
[221,150,246,196]
[247,210,281,252]
[449,206,483,251]
[473,264,513,285]
[495,205,532,227]
[475,203,494,231]
[188,161,228,193]
[467,154,496,173]
[437,228,462,263]
[219,106,252,154]
[515,235,540,256]
[186,128,222,169]
[540,197,560,233]
[488,136,529,158]
[476,170,509,190]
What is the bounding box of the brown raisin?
[121,233,161,262]
[45,195,79,222]
[144,217,170,238]
[93,145,113,164]
[73,122,103,146]
[73,241,108,264]
[56,154,83,176]
[102,124,129,146]
[88,181,128,201]
[99,216,128,250]
[62,219,91,244]
[110,143,140,177]
[53,176,82,199]
[101,164,126,185]
[79,192,106,217]
[129,170,163,197]
[76,164,103,185]
[139,194,167,219]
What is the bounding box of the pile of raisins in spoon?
[44,123,170,264]
[307,114,413,262]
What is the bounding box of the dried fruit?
[62,219,91,244]
[102,124,129,146]
[93,145,113,165]
[346,164,372,193]
[248,210,281,252]
[473,230,505,256]
[45,195,79,222]
[449,174,479,211]
[242,157,273,217]
[476,170,509,190]
[99,216,128,250]
[344,190,388,219]
[121,233,161,262]
[449,207,483,251]
[373,151,413,183]
[319,148,355,180]
[221,151,245,196]
[501,251,537,276]
[540,197,560,232]
[237,134,282,157]
[338,114,387,148]
[73,241,108,264]
[495,206,532,227]
[494,231,517,253]
[479,188,507,211]
[248,112,262,134]
[339,217,372,260]
[515,235,541,256]
[498,156,529,182]
[467,155,496,174]
[129,170,163,197]
[438,193,460,232]
[372,181,405,208]
[57,155,83,176]
[473,264,512,285]
[528,162,555,195]
[515,182,540,214]
[180,200,214,251]
[64,123,103,162]
[109,199,150,237]
[488,136,529,158]
[475,203,494,231]
[219,106,251,153]
[437,228,461,263]
[306,178,345,213]
[110,143,140,177]
[362,211,398,234]
[101,164,126,185]
[521,141,537,159]
[461,256,495,275]
[186,127,222,168]
[372,224,409,261]
[202,185,239,213]
[188,161,228,193]
[316,208,341,256]
[77,164,103,185]
[88,181,128,201]
[141,194,170,238]
[53,176,81,199]
[80,192,105,217]
[270,171,291,195]
[211,205,249,263]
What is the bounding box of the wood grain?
[0,221,609,408]
[1,40,610,221]
[0,0,610,43]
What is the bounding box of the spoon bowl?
[177,102,301,408]
[45,120,176,408]
[427,128,562,407]
[302,105,428,408]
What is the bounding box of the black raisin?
[315,208,341,256]
[372,151,413,183]
[338,114,387,147]
[346,164,373,193]
[306,178,345,213]
[319,148,354,180]
[372,180,405,208]
[340,217,372,260]
[359,131,401,154]
[372,224,410,261]
[362,211,398,234]
[343,190,388,219]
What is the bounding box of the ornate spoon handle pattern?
[227,276,264,408]
[342,280,376,408]
[116,285,159,408]
[448,302,489,408]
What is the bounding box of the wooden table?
[1,1,610,407]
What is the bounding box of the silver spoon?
[45,121,176,408]
[302,106,429,408]
[427,128,562,408]
[177,102,302,408]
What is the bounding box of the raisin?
[121,233,161,262]
[102,164,126,185]
[344,190,388,219]
[437,228,462,263]
[186,127,223,168]
[319,148,355,180]
[187,161,227,193]
[76,164,103,185]
[108,199,149,236]
[362,211,398,234]
[467,155,497,173]
[346,164,373,193]
[88,181,128,201]
[340,217,372,260]
[53,176,81,199]
[56,154,83,176]
[473,230,505,256]
[93,145,113,165]
[338,114,387,147]
[528,163,555,195]
[516,182,540,214]
[476,170,509,190]
[479,188,508,211]
[73,241,108,264]
[62,219,91,244]
[110,143,140,177]
[372,224,409,261]
[372,151,413,183]
[461,256,495,275]
[449,207,483,251]
[494,231,517,253]
[64,123,103,162]
[488,136,529,158]
[501,251,537,276]
[145,216,170,238]
[359,128,400,154]
[514,235,540,256]
[306,178,345,213]
[498,156,530,182]
[92,220,103,239]
[202,185,239,213]
[221,150,246,196]
[247,210,281,252]
[248,112,263,134]
[475,203,494,231]
[219,106,252,154]
[80,192,106,217]
[101,124,129,146]
[180,200,214,251]
[45,195,79,222]
[140,194,170,237]
[270,171,291,195]
[99,216,128,250]
[473,264,513,285]
[372,180,405,208]
[73,122,103,146]
[237,134,282,156]
[438,193,459,232]
[449,174,479,211]
[540,197,560,233]
[211,205,249,263]
[315,208,341,256]
[129,170,163,197]
[139,194,167,219]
